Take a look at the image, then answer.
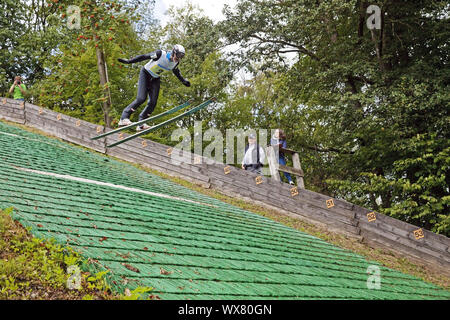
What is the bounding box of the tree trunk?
[95,47,112,128]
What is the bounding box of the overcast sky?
[154,0,237,25]
[151,0,251,82]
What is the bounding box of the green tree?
[0,0,25,92]
[32,0,146,126]
[0,0,64,94]
[219,0,450,235]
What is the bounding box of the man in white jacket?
[241,133,265,174]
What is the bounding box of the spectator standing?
[9,76,27,101]
[271,129,294,185]
[242,133,265,174]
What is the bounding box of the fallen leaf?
[122,263,140,273]
[160,268,172,275]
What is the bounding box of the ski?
[91,100,192,140]
[106,98,216,148]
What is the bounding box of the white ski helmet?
[172,44,185,60]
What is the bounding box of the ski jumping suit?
[120,49,190,121]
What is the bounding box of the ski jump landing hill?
[0,97,449,299]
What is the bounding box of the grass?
[0,207,154,300]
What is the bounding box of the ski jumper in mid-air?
[117,44,191,131]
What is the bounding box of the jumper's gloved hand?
[118,58,130,64]
[182,79,191,87]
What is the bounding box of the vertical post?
[292,152,305,189]
[266,146,280,182]
[96,47,112,128]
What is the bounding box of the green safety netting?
[0,120,449,299]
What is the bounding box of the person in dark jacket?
[271,129,294,185]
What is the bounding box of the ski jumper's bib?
[144,51,178,78]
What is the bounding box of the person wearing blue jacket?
[271,129,294,185]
